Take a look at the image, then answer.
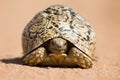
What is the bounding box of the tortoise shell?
[22,5,96,59]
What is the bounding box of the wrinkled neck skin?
[48,38,67,53]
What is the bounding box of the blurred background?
[0,0,120,80]
[0,0,120,66]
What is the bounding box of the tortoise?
[22,5,96,68]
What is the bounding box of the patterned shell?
[22,5,96,59]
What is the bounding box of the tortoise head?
[48,38,67,53]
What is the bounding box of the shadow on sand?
[0,57,23,65]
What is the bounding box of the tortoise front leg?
[68,47,93,68]
[23,47,47,66]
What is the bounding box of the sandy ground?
[0,0,120,80]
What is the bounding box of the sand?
[0,0,120,80]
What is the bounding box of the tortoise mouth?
[50,48,66,53]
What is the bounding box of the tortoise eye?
[64,42,67,46]
[51,41,55,45]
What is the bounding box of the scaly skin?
[23,46,92,68]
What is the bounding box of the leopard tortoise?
[22,5,96,68]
